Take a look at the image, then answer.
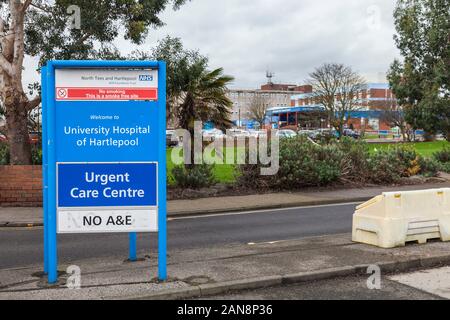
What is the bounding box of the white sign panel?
[57,209,158,234]
[55,69,158,101]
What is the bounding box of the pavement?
[1,233,450,299]
[207,266,450,300]
[204,270,448,300]
[1,181,450,227]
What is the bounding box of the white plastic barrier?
[352,188,450,248]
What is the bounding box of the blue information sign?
[42,61,167,284]
[57,163,157,208]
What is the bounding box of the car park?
[276,129,297,139]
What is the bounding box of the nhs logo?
[139,75,154,81]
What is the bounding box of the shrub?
[423,146,450,174]
[239,138,436,190]
[315,132,338,145]
[239,136,342,190]
[0,142,9,165]
[417,156,440,177]
[277,140,342,188]
[368,149,404,184]
[438,162,450,173]
[393,146,420,176]
[368,146,420,184]
[433,147,450,164]
[337,138,370,183]
[0,143,42,165]
[172,164,216,189]
[32,146,42,165]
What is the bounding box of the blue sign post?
[42,61,167,284]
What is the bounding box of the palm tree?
[178,66,234,134]
[176,64,234,168]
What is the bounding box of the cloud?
[149,0,400,87]
[24,0,401,90]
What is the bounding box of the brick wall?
[0,166,42,207]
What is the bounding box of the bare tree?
[248,94,269,128]
[308,63,366,137]
[379,104,411,141]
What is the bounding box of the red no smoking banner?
[56,87,158,101]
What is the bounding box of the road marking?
[169,202,362,221]
[248,240,287,246]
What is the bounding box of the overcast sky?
[25,0,401,90]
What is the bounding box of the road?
[0,202,357,269]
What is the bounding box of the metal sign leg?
[48,206,58,283]
[129,232,137,261]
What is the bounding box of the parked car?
[298,129,320,139]
[342,129,361,139]
[166,130,179,147]
[203,129,225,141]
[226,129,250,139]
[248,130,268,139]
[276,129,297,139]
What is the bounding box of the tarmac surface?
[0,203,356,269]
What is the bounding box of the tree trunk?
[338,119,345,140]
[2,80,32,165]
[0,1,32,165]
[5,101,31,164]
[399,126,407,142]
